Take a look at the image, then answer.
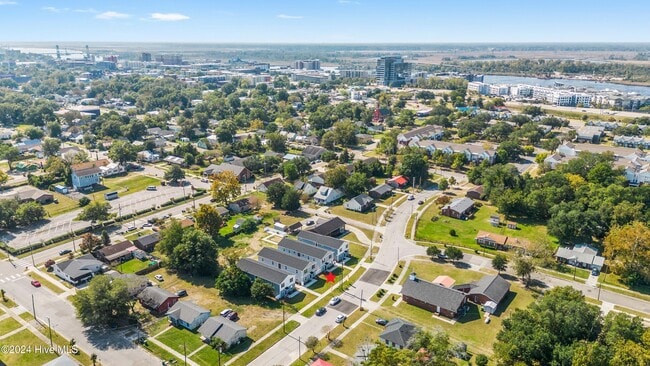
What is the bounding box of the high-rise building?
[293,59,320,70]
[140,52,152,62]
[376,56,411,86]
[156,54,183,65]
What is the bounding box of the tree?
[215,263,252,297]
[46,121,61,138]
[265,132,287,153]
[438,177,449,191]
[158,219,184,255]
[282,162,299,181]
[78,197,90,207]
[603,222,650,285]
[305,336,319,354]
[344,172,369,197]
[399,148,429,183]
[72,276,131,326]
[164,165,185,183]
[448,176,457,186]
[364,343,415,366]
[0,144,20,170]
[0,170,7,187]
[25,126,45,139]
[169,228,218,276]
[266,183,289,207]
[14,202,45,226]
[108,140,137,166]
[80,233,102,253]
[250,278,274,301]
[513,255,535,286]
[90,353,97,366]
[194,204,223,240]
[492,253,508,273]
[281,189,301,211]
[426,246,441,259]
[209,337,227,352]
[78,201,111,221]
[101,230,110,246]
[444,246,463,261]
[42,138,61,157]
[210,171,241,206]
[474,354,489,366]
[325,165,348,188]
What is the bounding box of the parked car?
[220,308,233,317]
[375,318,388,326]
[418,200,424,205]
[127,225,137,232]
[591,268,600,276]
[437,253,448,260]
[335,314,346,323]
[315,307,327,316]
[227,312,239,321]
[408,195,415,200]
[141,223,153,228]
[329,296,341,306]
[31,280,41,287]
[175,290,188,297]
[154,274,164,281]
[59,249,72,256]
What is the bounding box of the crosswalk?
[11,257,32,269]
[0,273,23,283]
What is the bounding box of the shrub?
[449,229,457,236]
[78,197,91,207]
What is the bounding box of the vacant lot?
[156,326,205,355]
[416,203,554,251]
[330,205,385,226]
[402,259,489,285]
[43,192,79,217]
[338,318,385,358]
[91,174,160,202]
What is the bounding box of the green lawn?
[301,267,368,317]
[156,326,205,354]
[599,272,650,301]
[28,272,64,294]
[308,266,352,295]
[613,305,650,319]
[349,242,368,263]
[230,320,300,366]
[329,205,385,227]
[190,344,234,366]
[118,258,156,274]
[285,291,318,312]
[125,229,154,241]
[43,192,79,217]
[416,203,555,251]
[19,312,33,321]
[91,174,160,202]
[402,259,487,285]
[142,339,184,365]
[145,317,170,337]
[0,316,22,334]
[338,319,384,357]
[0,329,57,365]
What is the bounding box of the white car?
[408,195,415,201]
[154,275,164,281]
[329,296,341,306]
[335,314,346,323]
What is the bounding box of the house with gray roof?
[257,247,317,285]
[401,273,467,319]
[278,237,334,273]
[344,193,375,213]
[166,301,211,331]
[397,125,444,145]
[198,317,247,349]
[555,244,605,271]
[297,230,349,262]
[52,254,104,285]
[95,240,136,264]
[294,181,319,196]
[203,163,252,181]
[441,197,474,219]
[302,146,327,161]
[379,318,419,349]
[138,286,179,314]
[256,177,285,193]
[466,275,510,313]
[133,232,160,252]
[237,258,295,299]
[308,217,346,237]
[368,183,393,199]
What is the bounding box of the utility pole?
[47,317,53,347]
[298,336,301,359]
[359,289,364,311]
[31,294,36,320]
[184,342,187,366]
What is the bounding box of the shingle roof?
[297,230,346,250]
[71,159,109,174]
[258,247,312,271]
[369,184,393,196]
[166,301,210,323]
[198,317,246,345]
[309,217,346,236]
[401,278,466,312]
[399,125,443,140]
[138,286,178,309]
[97,240,135,261]
[348,193,374,206]
[133,233,160,248]
[55,254,103,280]
[237,258,293,285]
[444,197,474,214]
[204,163,249,177]
[379,318,418,348]
[278,237,330,259]
[468,275,510,304]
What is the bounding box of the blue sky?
[0,0,648,43]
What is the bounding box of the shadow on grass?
[499,273,519,282]
[346,256,360,267]
[457,302,481,324]
[491,291,518,317]
[452,261,471,269]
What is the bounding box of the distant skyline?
[0,1,648,43]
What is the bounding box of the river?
[483,75,650,97]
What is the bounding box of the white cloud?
[338,0,360,4]
[149,12,190,22]
[42,6,68,13]
[74,8,98,13]
[0,1,17,5]
[96,11,130,20]
[277,14,303,19]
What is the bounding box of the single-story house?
[203,163,252,182]
[10,188,54,204]
[307,173,326,186]
[164,155,185,166]
[302,146,327,161]
[368,184,393,199]
[576,125,605,143]
[228,198,252,213]
[475,231,509,250]
[313,186,344,205]
[137,150,160,163]
[198,317,247,349]
[215,206,230,217]
[308,217,346,237]
[52,254,104,285]
[138,286,179,314]
[465,186,485,200]
[256,177,285,193]
[379,318,419,349]
[297,230,349,262]
[278,237,334,273]
[166,301,211,331]
[397,125,444,145]
[294,181,319,196]
[133,232,161,252]
[95,240,136,264]
[43,355,77,366]
[237,258,296,299]
[343,193,375,213]
[386,175,409,189]
[401,273,467,319]
[466,275,510,313]
[441,197,474,219]
[257,247,317,285]
[555,244,605,271]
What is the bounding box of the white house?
[343,193,375,213]
[397,125,444,145]
[257,247,316,285]
[71,159,110,189]
[278,237,334,273]
[137,150,161,163]
[313,186,344,205]
[99,162,125,177]
[52,254,104,285]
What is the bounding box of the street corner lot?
[359,269,391,286]
[327,298,357,315]
[329,204,386,227]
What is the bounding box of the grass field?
[0,316,22,334]
[28,271,64,294]
[309,266,351,295]
[230,320,300,366]
[43,192,79,217]
[91,174,160,202]
[338,318,384,357]
[156,326,205,355]
[125,229,154,241]
[416,203,555,251]
[401,259,488,285]
[117,258,155,274]
[142,340,184,365]
[329,205,385,227]
[285,291,318,312]
[599,272,650,301]
[0,329,57,365]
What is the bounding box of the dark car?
[591,268,600,276]
[227,312,239,321]
[59,249,72,256]
[175,290,188,297]
[437,253,448,260]
[417,200,424,205]
[375,318,388,326]
[315,307,327,316]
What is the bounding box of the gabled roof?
[444,197,474,213]
[297,230,346,250]
[258,177,284,189]
[166,301,210,323]
[198,316,246,345]
[347,193,374,207]
[468,275,510,304]
[475,231,508,246]
[399,125,443,140]
[278,237,330,259]
[309,217,346,236]
[138,286,178,309]
[71,159,109,176]
[204,163,249,177]
[388,175,408,185]
[369,183,393,196]
[379,318,418,348]
[302,145,326,157]
[237,258,294,285]
[258,247,312,271]
[54,254,103,280]
[97,240,135,260]
[401,278,466,312]
[133,233,160,248]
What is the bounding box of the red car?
[31,280,41,287]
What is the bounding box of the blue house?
[166,301,211,331]
[70,159,109,190]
